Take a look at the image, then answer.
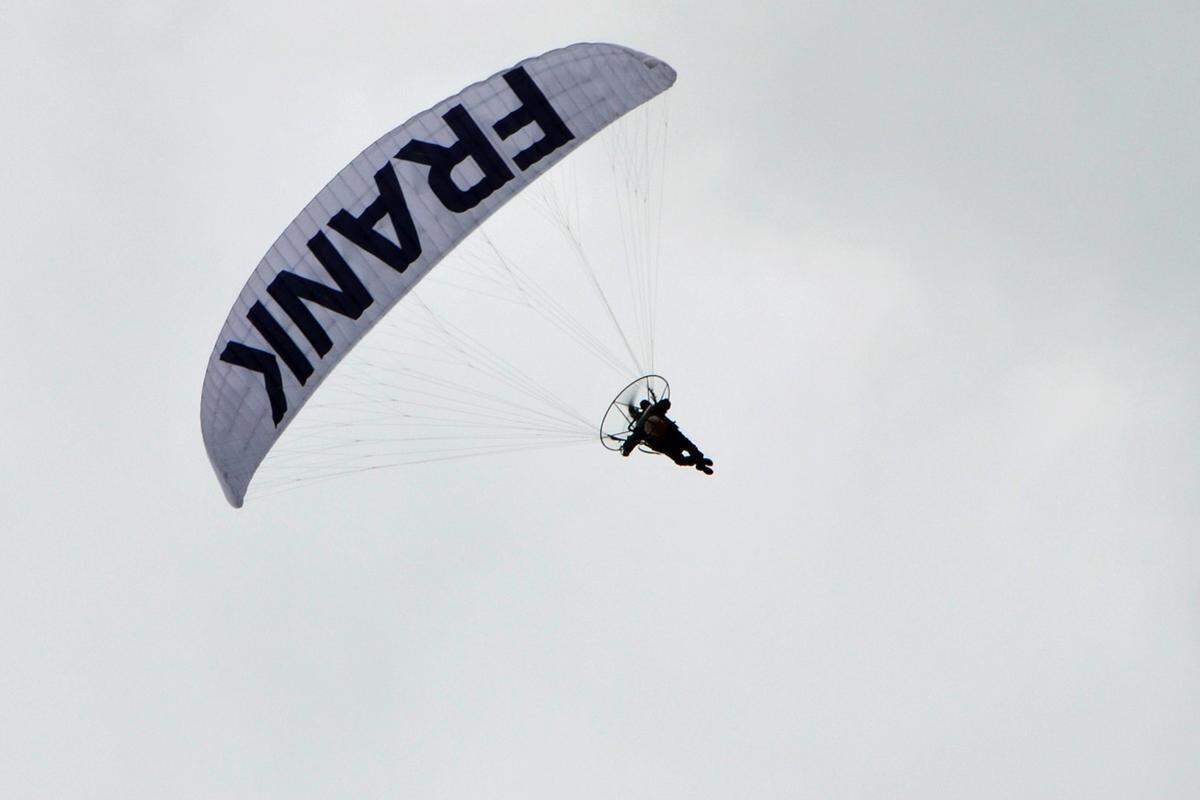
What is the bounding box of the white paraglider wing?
[200,43,676,507]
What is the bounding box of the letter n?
[267,232,374,357]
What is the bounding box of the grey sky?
[2,2,1198,798]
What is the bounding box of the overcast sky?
[2,2,1198,798]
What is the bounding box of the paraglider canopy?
[199,43,676,507]
[600,374,670,453]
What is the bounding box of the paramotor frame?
[599,374,670,453]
